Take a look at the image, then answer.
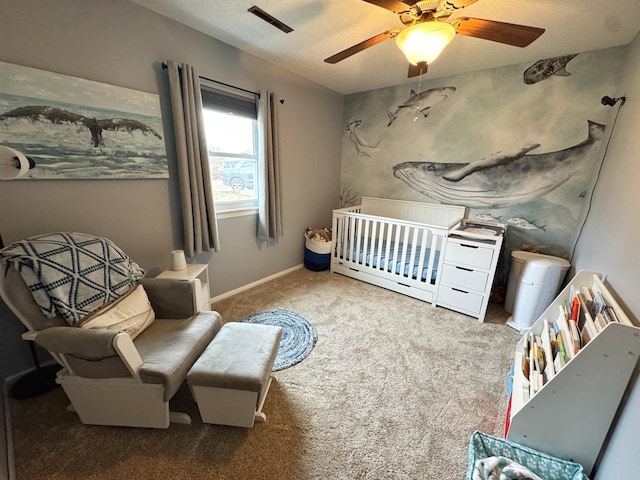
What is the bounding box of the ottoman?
[187,322,282,427]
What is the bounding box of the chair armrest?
[113,332,144,380]
[140,278,197,318]
[34,326,119,359]
[34,327,144,380]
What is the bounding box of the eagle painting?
[0,105,163,148]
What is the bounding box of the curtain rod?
[161,62,259,98]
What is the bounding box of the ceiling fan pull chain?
[414,68,424,122]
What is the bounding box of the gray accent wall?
[575,32,640,479]
[0,0,343,377]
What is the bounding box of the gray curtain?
[257,90,283,240]
[166,60,220,256]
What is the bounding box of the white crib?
[331,197,466,304]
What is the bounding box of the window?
[201,83,259,216]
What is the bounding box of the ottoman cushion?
[187,322,282,393]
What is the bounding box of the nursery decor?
[0,61,167,179]
[238,309,317,370]
[340,46,627,261]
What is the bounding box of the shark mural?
[393,120,604,209]
[386,87,455,126]
[345,118,380,157]
[523,54,579,84]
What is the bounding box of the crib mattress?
[342,241,439,283]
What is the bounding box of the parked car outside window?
[221,160,255,191]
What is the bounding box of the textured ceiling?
[130,0,640,94]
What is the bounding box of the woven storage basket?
[466,431,589,480]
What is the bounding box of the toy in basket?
[467,431,588,480]
[304,227,331,271]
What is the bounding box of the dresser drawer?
[437,285,484,315]
[444,240,494,269]
[441,264,489,292]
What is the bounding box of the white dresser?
[435,220,505,322]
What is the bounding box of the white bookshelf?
[506,270,640,475]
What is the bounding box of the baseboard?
[211,264,304,303]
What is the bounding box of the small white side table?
[156,264,211,312]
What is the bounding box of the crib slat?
[332,213,342,261]
[370,219,378,267]
[399,226,410,278]
[348,215,357,265]
[392,224,402,277]
[426,232,440,282]
[362,219,370,266]
[355,217,364,266]
[376,219,385,272]
[384,220,393,273]
[417,229,428,283]
[408,228,419,280]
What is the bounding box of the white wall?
[0,0,343,376]
[573,32,640,478]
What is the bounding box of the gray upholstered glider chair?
[0,232,221,428]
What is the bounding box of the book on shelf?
[580,285,594,308]
[519,274,635,401]
[578,292,598,344]
[556,307,579,358]
[540,320,556,381]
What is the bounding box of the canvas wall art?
[0,61,167,179]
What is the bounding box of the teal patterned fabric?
[466,431,589,480]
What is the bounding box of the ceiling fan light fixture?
[396,21,456,66]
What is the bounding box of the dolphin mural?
[0,105,162,148]
[523,54,579,85]
[387,87,456,126]
[345,118,381,157]
[393,120,604,209]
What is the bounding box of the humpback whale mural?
[387,87,456,126]
[523,54,579,85]
[0,105,163,148]
[393,120,604,209]
[345,118,381,157]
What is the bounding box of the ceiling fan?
[324,0,545,78]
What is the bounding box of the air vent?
[248,6,294,33]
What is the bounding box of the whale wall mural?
[340,45,627,276]
[0,61,167,179]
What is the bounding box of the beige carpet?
[8,268,521,480]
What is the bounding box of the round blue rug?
[238,309,317,371]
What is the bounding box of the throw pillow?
[79,284,154,339]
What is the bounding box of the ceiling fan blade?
[452,17,545,47]
[407,62,428,78]
[324,29,401,64]
[363,0,411,14]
